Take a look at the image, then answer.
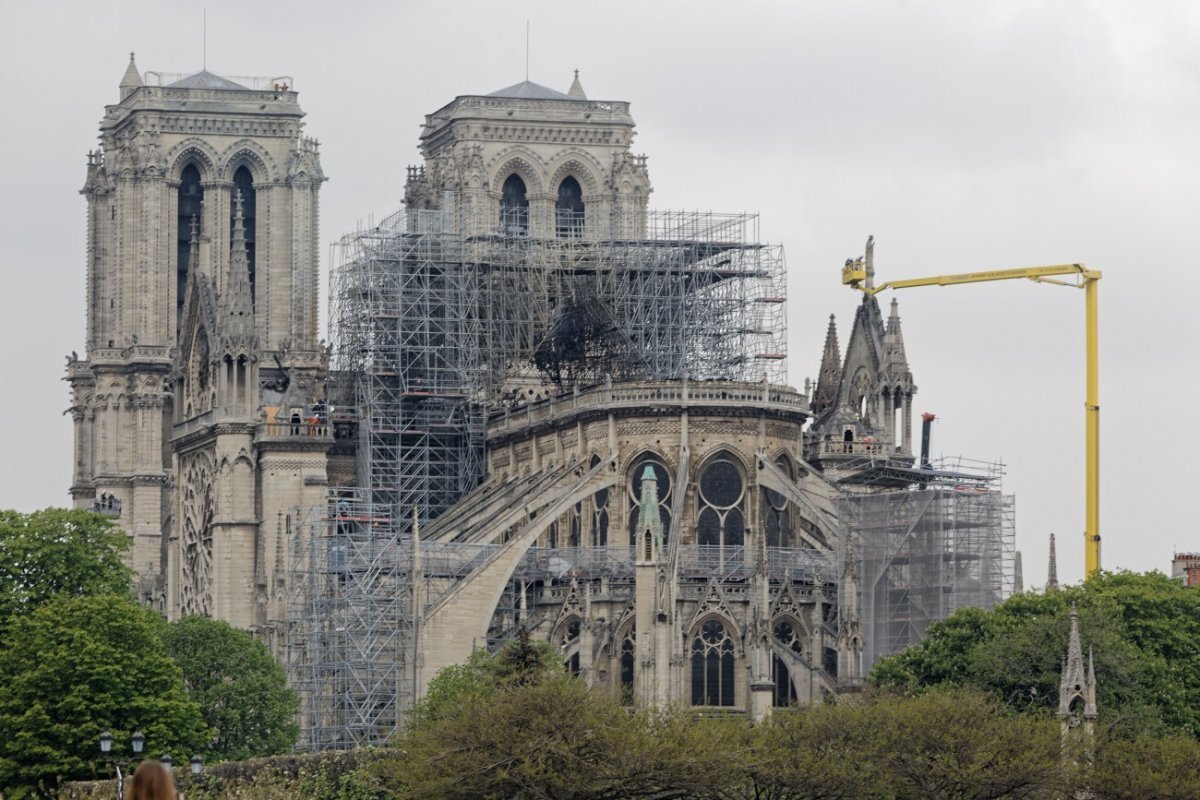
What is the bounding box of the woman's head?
[127,759,176,800]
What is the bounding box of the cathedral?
[68,56,1012,748]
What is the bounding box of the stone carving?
[179,450,215,616]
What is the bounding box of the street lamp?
[190,755,203,775]
[99,729,145,800]
[161,754,172,771]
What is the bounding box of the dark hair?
[127,760,176,800]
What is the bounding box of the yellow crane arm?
[842,262,1101,294]
[841,255,1102,578]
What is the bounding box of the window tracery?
[697,452,745,549]
[179,451,215,616]
[691,618,735,706]
[559,617,582,676]
[619,625,635,704]
[764,456,793,548]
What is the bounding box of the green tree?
[706,690,1060,800]
[872,572,1200,736]
[407,625,561,730]
[0,509,133,625]
[867,689,1063,800]
[371,676,736,800]
[161,616,299,761]
[1086,729,1200,800]
[0,594,208,798]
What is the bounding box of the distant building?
[1172,553,1200,587]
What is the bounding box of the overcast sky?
[2,0,1196,586]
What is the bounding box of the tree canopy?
[407,625,562,730]
[871,572,1200,737]
[161,616,299,761]
[0,594,209,798]
[0,509,133,626]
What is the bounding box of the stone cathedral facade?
[66,55,329,630]
[67,58,949,730]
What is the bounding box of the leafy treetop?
[0,594,209,798]
[0,509,133,626]
[872,571,1200,737]
[161,616,300,762]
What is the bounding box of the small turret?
[634,465,663,563]
[883,297,909,369]
[567,69,587,100]
[120,52,143,101]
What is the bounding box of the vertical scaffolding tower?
[329,209,485,520]
[287,493,412,750]
[288,206,787,747]
[838,461,1015,671]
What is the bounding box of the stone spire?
[187,214,200,278]
[120,52,143,100]
[884,298,908,369]
[1047,533,1059,591]
[1058,606,1098,732]
[837,533,863,683]
[812,314,841,416]
[567,69,587,100]
[227,192,253,311]
[635,465,663,563]
[1013,550,1024,594]
[221,190,256,347]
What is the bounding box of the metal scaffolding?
[328,209,484,519]
[838,460,1015,671]
[327,206,785,517]
[288,205,788,748]
[286,493,410,750]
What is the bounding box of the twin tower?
[65,58,657,636]
[66,56,326,631]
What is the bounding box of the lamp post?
[161,754,172,772]
[190,755,203,775]
[99,729,145,800]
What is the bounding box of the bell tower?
[68,55,327,630]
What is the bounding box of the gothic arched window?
[556,175,584,237]
[697,452,745,550]
[627,455,671,547]
[691,619,735,706]
[559,618,582,676]
[771,620,805,707]
[589,455,609,548]
[569,502,582,548]
[619,625,635,704]
[764,456,794,548]
[500,173,529,234]
[231,165,257,304]
[592,490,609,547]
[177,163,204,331]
